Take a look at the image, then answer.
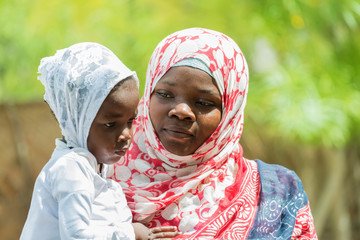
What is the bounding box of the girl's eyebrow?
[104,113,123,118]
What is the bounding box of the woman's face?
[149,66,222,156]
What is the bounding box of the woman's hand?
[132,222,181,240]
[149,226,182,240]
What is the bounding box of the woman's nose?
[168,103,196,121]
[117,127,132,142]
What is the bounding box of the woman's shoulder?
[247,159,309,239]
[255,159,304,195]
[252,159,309,221]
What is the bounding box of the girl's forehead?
[98,82,139,117]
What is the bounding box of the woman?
[109,28,317,239]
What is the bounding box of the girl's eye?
[127,117,137,126]
[104,122,116,127]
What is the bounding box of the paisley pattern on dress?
[247,160,318,240]
[291,203,317,240]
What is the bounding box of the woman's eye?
[104,122,116,127]
[156,91,171,98]
[196,100,214,107]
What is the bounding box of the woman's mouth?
[163,127,193,138]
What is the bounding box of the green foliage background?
[1,0,359,147]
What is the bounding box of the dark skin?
[88,78,139,167]
[132,223,181,240]
[87,78,181,239]
[141,66,222,238]
[149,66,222,156]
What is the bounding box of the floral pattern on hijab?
[109,28,259,238]
[143,28,249,166]
[38,42,138,149]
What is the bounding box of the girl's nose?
[168,103,196,121]
[117,127,132,142]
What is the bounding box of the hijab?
[38,42,137,149]
[110,28,259,238]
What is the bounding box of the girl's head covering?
[110,28,251,236]
[39,42,138,149]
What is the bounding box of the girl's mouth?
[115,148,128,156]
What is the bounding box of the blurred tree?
[0,0,359,239]
[0,0,358,147]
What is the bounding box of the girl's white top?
[21,42,138,239]
[20,139,135,239]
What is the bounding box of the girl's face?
[149,66,222,156]
[87,79,139,165]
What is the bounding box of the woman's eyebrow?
[198,88,215,94]
[160,79,219,96]
[198,88,221,96]
[162,80,176,86]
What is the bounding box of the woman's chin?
[162,142,195,156]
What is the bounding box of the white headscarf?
[38,42,138,149]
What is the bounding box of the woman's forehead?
[156,66,220,95]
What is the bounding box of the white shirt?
[20,139,135,240]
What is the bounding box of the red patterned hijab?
[109,28,259,238]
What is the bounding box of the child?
[20,43,180,240]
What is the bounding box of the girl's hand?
[148,226,182,240]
